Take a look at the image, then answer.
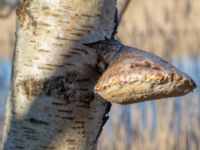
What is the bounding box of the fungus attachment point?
[94,45,196,104]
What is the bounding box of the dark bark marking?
[76,88,89,91]
[62,5,74,11]
[71,126,84,130]
[57,130,63,133]
[81,14,93,18]
[40,22,51,27]
[70,32,83,36]
[72,48,89,54]
[51,13,60,17]
[17,75,94,104]
[69,51,81,55]
[52,43,63,47]
[14,138,24,142]
[59,20,70,24]
[10,129,17,133]
[25,136,38,141]
[20,126,39,141]
[68,147,76,150]
[77,130,87,136]
[94,13,101,17]
[62,28,72,32]
[46,63,65,68]
[30,40,36,43]
[24,64,32,67]
[25,117,49,125]
[74,121,84,124]
[60,54,73,58]
[78,101,90,105]
[20,126,35,132]
[15,146,25,149]
[67,142,77,146]
[66,139,76,143]
[42,6,50,10]
[38,49,50,53]
[55,36,80,42]
[81,25,94,29]
[16,0,31,25]
[59,9,71,13]
[64,63,74,66]
[38,66,54,71]
[40,145,56,149]
[57,110,73,113]
[52,102,65,106]
[20,106,26,110]
[76,105,90,108]
[61,117,74,120]
[71,27,90,33]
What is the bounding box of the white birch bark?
[2,0,116,149]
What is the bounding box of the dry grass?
[117,0,200,59]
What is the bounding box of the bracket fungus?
[86,40,196,104]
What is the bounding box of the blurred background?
[0,0,199,150]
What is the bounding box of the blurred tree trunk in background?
[1,0,116,149]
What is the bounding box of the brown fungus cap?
[95,47,196,104]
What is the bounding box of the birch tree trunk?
[2,0,116,149]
